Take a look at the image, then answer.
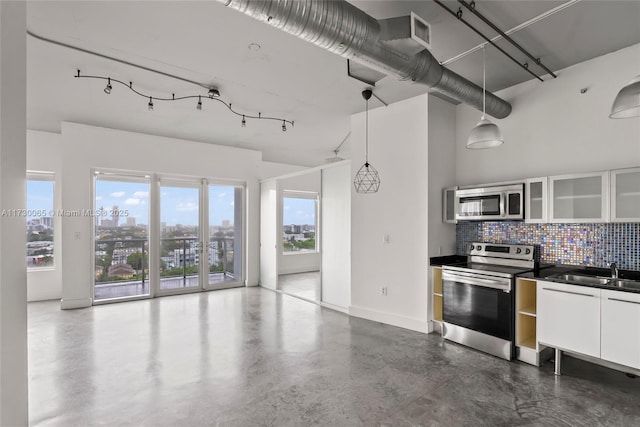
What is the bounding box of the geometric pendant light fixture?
[467,47,504,149]
[354,89,381,193]
[609,74,640,119]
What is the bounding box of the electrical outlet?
[381,286,388,296]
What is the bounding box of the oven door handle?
[442,272,511,292]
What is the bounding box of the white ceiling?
[27,1,640,166]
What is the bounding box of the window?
[26,173,55,268]
[282,191,318,253]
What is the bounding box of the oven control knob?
[525,248,531,254]
[516,248,522,254]
[476,245,482,251]
[469,244,475,251]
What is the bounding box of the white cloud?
[176,202,198,212]
[125,198,141,205]
[133,191,149,199]
[230,201,234,206]
[217,192,227,198]
[110,191,125,198]
[95,196,103,201]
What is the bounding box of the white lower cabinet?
[537,280,601,358]
[601,289,640,369]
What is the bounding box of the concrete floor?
[28,287,640,426]
[278,271,321,302]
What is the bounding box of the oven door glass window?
[458,195,501,217]
[443,280,512,340]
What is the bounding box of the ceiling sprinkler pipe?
[218,0,512,118]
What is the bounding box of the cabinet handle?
[608,297,640,305]
[542,287,595,297]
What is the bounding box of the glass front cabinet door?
[525,177,547,223]
[548,171,609,223]
[442,186,457,224]
[610,167,640,222]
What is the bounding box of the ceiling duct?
[217,0,512,118]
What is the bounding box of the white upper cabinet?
[610,167,640,222]
[525,177,547,223]
[442,186,457,224]
[548,171,609,223]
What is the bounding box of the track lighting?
[75,70,294,130]
[104,78,112,94]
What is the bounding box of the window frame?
[26,171,56,270]
[281,190,319,255]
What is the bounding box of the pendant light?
[609,74,640,119]
[467,47,504,149]
[353,89,380,193]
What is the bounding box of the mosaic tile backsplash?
[456,222,640,271]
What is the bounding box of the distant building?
[126,217,136,227]
[222,219,231,228]
[107,263,136,278]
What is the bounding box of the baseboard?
[60,297,92,310]
[349,305,428,333]
[320,301,349,314]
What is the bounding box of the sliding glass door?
[159,181,202,294]
[206,184,244,289]
[92,173,244,303]
[94,173,150,302]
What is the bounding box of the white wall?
[456,43,640,185]
[59,122,262,309]
[27,130,63,301]
[261,161,307,179]
[278,171,321,275]
[350,94,430,333]
[427,96,457,257]
[260,180,278,290]
[321,161,351,311]
[0,1,28,424]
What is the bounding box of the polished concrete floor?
[278,271,321,302]
[29,287,640,426]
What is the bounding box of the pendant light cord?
[482,46,486,120]
[365,98,369,165]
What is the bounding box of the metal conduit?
[219,0,512,118]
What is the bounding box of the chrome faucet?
[611,262,619,279]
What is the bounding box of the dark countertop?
[520,264,640,294]
[429,255,467,267]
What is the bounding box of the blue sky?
[26,180,54,219]
[93,180,236,226]
[28,179,314,226]
[283,197,315,226]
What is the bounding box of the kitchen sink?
[546,272,640,291]
[609,279,640,290]
[547,273,612,286]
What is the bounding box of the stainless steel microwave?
[455,184,524,221]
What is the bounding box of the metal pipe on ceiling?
[433,0,543,83]
[217,0,513,119]
[457,0,557,78]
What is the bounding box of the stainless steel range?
[441,242,536,360]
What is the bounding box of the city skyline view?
[283,196,316,226]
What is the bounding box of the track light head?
[208,88,220,98]
[282,120,287,132]
[197,96,202,110]
[148,97,154,111]
[241,115,246,127]
[104,78,112,94]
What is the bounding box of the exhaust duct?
[217,0,512,118]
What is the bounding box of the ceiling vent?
[379,12,431,56]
